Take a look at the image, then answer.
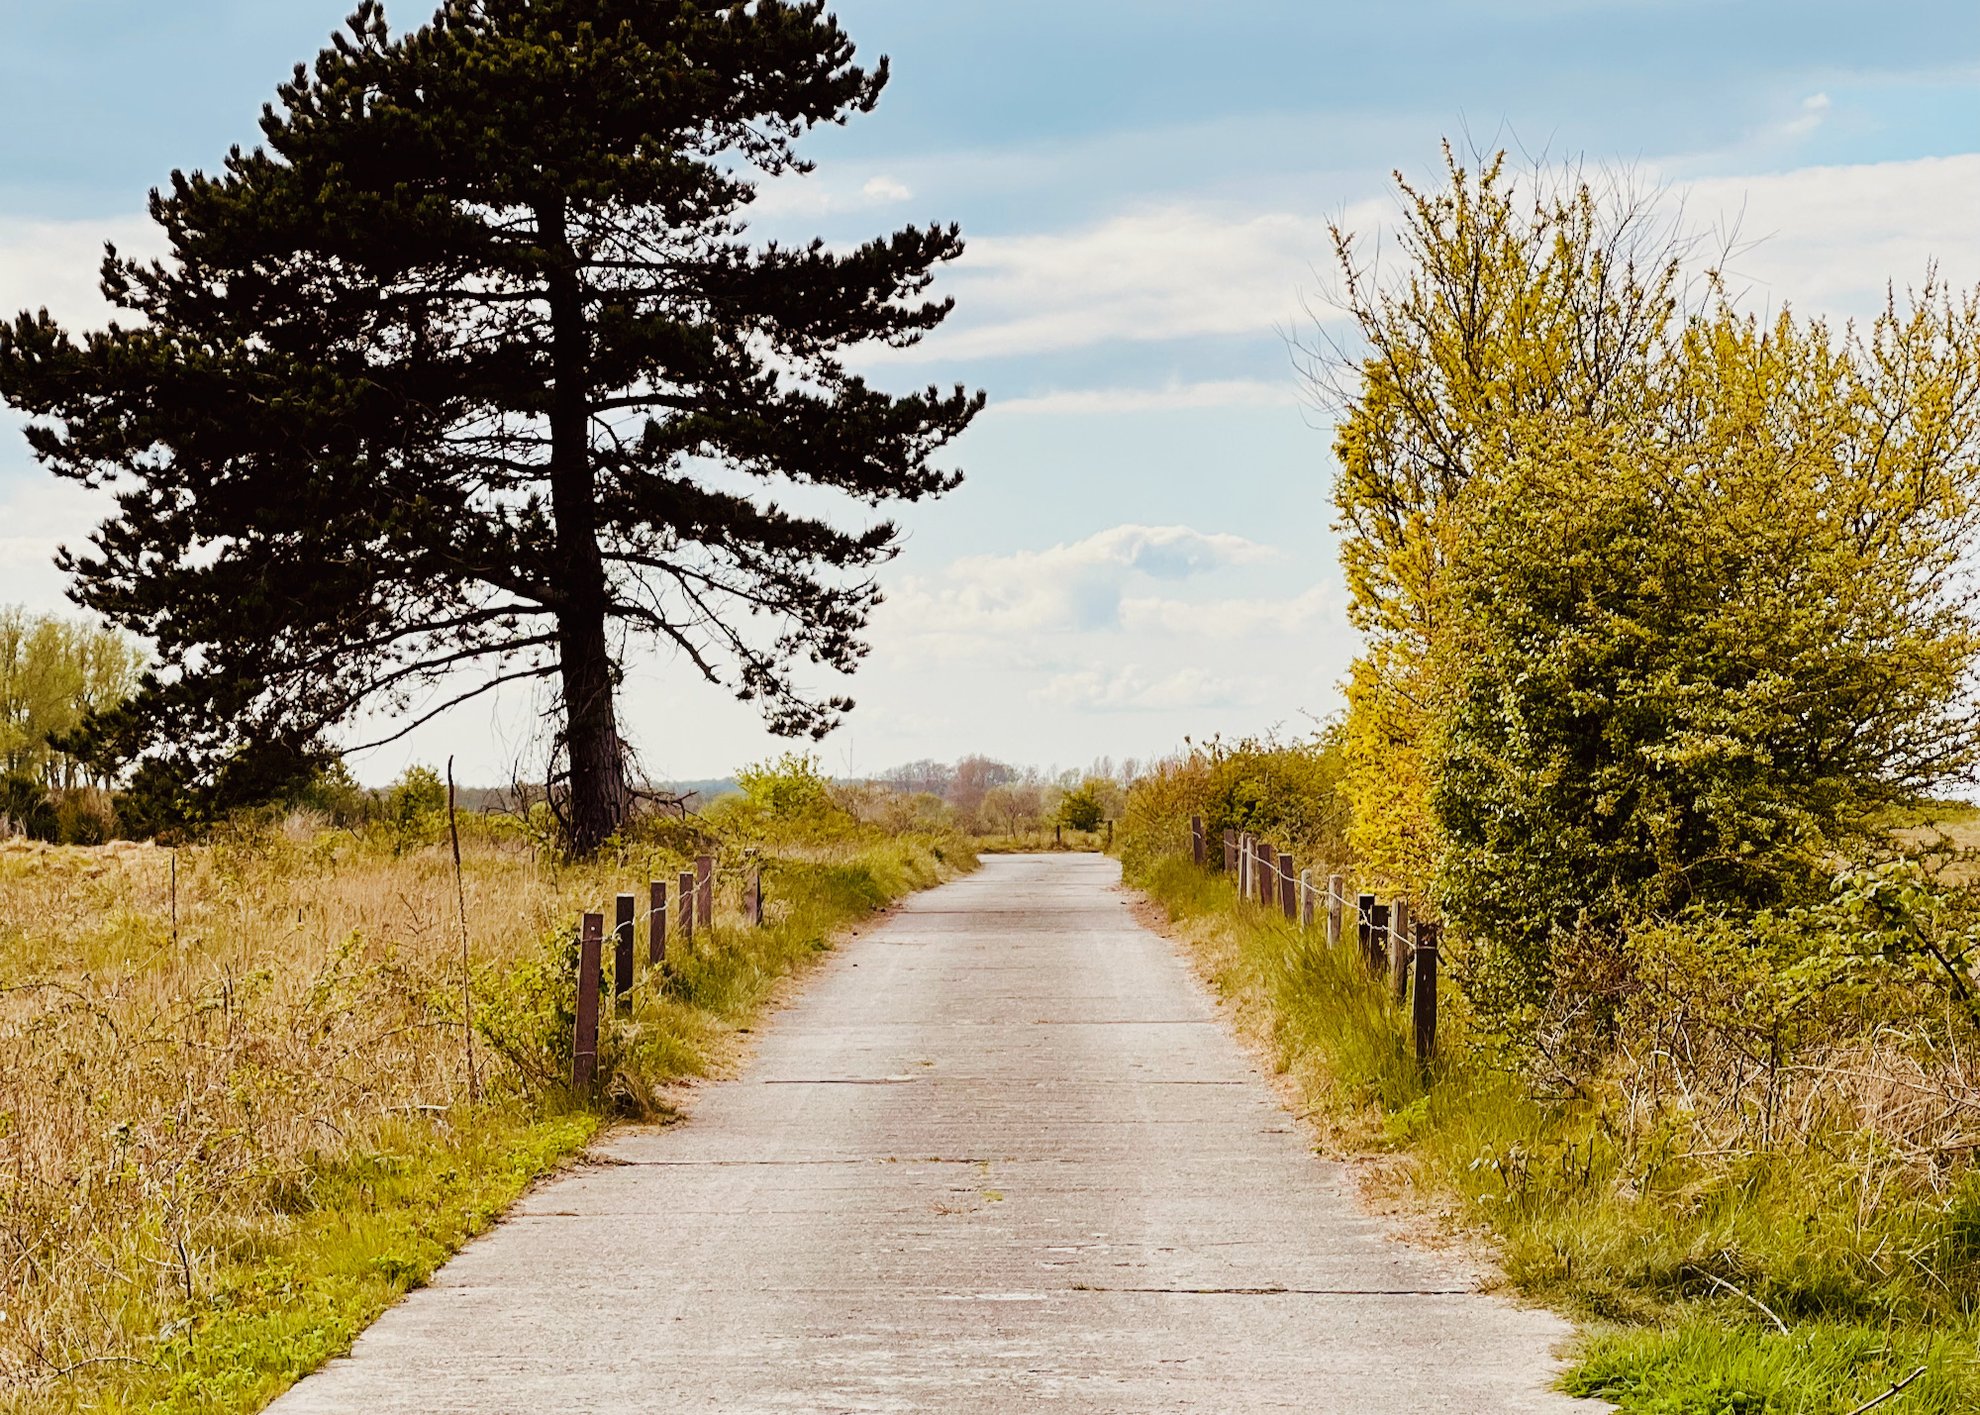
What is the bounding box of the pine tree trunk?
[558,605,628,856]
[542,194,629,857]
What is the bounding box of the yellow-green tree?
[1313,146,1681,905]
[0,609,144,788]
[1319,147,1980,1022]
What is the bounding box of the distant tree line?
[872,755,1138,837]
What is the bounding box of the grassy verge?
[1134,854,1978,1415]
[0,825,966,1413]
[975,828,1111,854]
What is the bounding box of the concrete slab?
[267,854,1604,1413]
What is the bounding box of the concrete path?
[270,854,1600,1413]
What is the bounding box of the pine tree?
[0,0,981,853]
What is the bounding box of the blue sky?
[2,1,1978,782]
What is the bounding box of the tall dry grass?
[0,815,960,1410]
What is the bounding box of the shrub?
[1058,782,1105,832]
[51,787,117,845]
[0,771,57,840]
[1119,734,1350,877]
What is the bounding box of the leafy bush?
[379,765,448,855]
[1119,734,1349,878]
[1057,782,1105,832]
[0,771,57,840]
[51,787,117,844]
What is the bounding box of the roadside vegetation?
[0,754,969,1413]
[1123,147,1980,1414]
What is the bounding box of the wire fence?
[571,850,766,1087]
[1189,814,1439,1065]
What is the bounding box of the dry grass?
[0,817,960,1410]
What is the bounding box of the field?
[1133,854,1980,1415]
[0,814,966,1412]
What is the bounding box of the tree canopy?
[0,608,143,789]
[0,0,981,853]
[1314,146,1980,1022]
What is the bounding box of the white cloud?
[1778,91,1832,139]
[861,175,913,204]
[881,201,1378,363]
[1121,583,1336,638]
[0,469,110,614]
[991,379,1301,417]
[0,215,160,332]
[1675,153,1980,321]
[878,523,1277,651]
[1033,665,1249,713]
[748,170,922,221]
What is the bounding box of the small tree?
[979,782,1041,838]
[0,1,981,854]
[1058,782,1104,833]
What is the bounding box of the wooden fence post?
[1191,815,1205,867]
[1369,902,1391,978]
[1356,893,1375,970]
[1278,853,1297,920]
[1222,829,1237,874]
[1258,841,1275,907]
[649,880,667,966]
[572,912,603,1088]
[695,854,714,930]
[678,868,695,948]
[1390,899,1412,1004]
[1299,870,1316,929]
[747,857,764,927]
[614,893,636,1007]
[1328,875,1345,949]
[1238,833,1251,897]
[1106,820,1114,851]
[1414,922,1441,1064]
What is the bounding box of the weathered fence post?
[678,868,695,948]
[1238,833,1251,897]
[695,854,714,929]
[649,880,668,966]
[1369,902,1391,978]
[1278,853,1297,920]
[747,854,764,927]
[1328,875,1345,950]
[1222,829,1237,874]
[614,893,636,1007]
[1259,841,1275,907]
[572,912,603,1088]
[1106,820,1114,851]
[1356,893,1375,970]
[1390,899,1412,1004]
[1191,815,1205,867]
[1414,922,1441,1064]
[1299,870,1316,930]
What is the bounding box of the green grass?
[974,828,1112,854]
[121,1111,595,1413]
[1133,853,1980,1414]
